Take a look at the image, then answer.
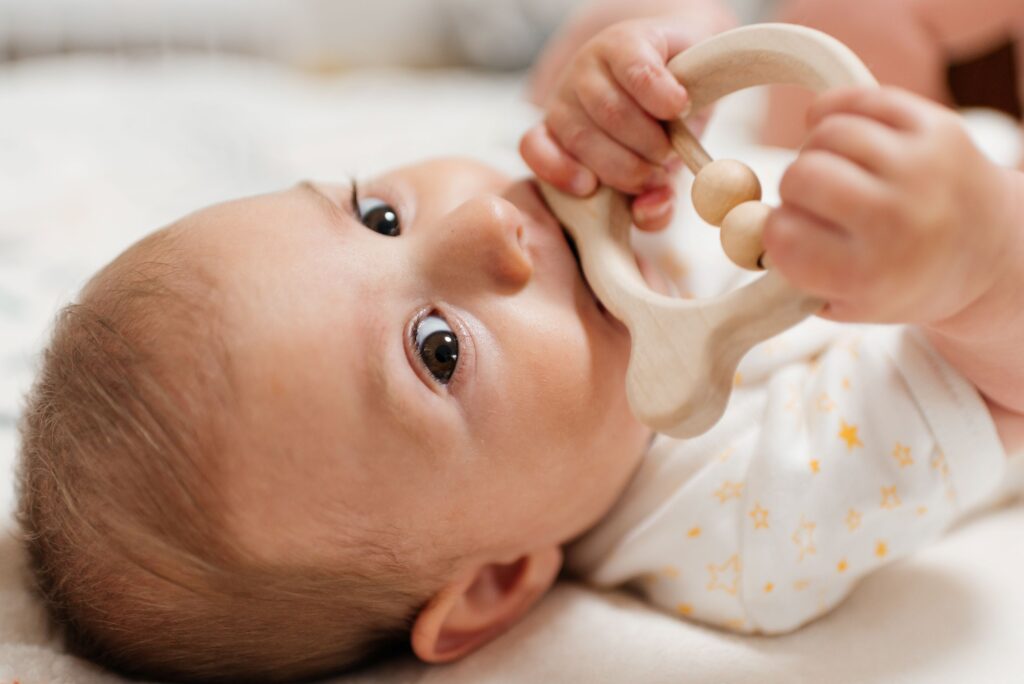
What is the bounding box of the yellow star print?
[817,393,836,412]
[845,508,862,532]
[748,503,770,530]
[714,480,745,503]
[880,485,901,510]
[837,559,849,573]
[707,555,741,595]
[838,420,864,451]
[809,459,821,474]
[687,526,702,538]
[931,451,950,477]
[792,516,817,561]
[891,442,913,468]
[875,540,889,558]
[677,603,694,616]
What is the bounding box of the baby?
[14,3,1024,684]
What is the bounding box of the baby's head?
[16,158,652,682]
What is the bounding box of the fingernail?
[636,196,672,222]
[571,171,595,195]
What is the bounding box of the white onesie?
[566,226,1023,636]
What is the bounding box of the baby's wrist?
[927,167,1024,339]
[923,167,1024,413]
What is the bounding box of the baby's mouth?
[560,224,608,316]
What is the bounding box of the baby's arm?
[765,87,1024,454]
[571,322,1010,633]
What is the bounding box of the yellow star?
[817,393,836,412]
[785,387,800,413]
[837,558,849,573]
[875,540,888,558]
[891,442,914,468]
[838,420,864,451]
[763,582,775,593]
[841,376,851,390]
[880,485,901,510]
[845,508,862,532]
[931,451,950,477]
[916,506,928,516]
[946,484,958,503]
[687,526,702,538]
[714,480,745,503]
[792,515,816,561]
[707,554,741,595]
[677,603,694,616]
[748,502,770,530]
[734,372,743,387]
[809,459,821,474]
[661,565,680,579]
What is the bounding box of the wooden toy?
[539,24,877,438]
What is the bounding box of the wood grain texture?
[540,23,878,437]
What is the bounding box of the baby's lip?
[522,180,607,314]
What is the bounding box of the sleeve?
[570,325,1007,635]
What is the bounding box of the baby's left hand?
[764,86,1018,326]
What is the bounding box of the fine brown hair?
[16,229,432,683]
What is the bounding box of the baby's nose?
[427,195,533,292]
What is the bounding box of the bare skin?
[523,16,1024,452]
[161,158,653,660]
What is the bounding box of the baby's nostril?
[515,225,525,248]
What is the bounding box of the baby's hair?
[16,228,433,683]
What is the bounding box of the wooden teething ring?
[539,24,877,438]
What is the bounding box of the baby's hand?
[521,18,715,231]
[765,86,1019,326]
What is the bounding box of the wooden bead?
[691,159,762,227]
[720,200,771,271]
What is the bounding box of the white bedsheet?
[1,54,1021,684]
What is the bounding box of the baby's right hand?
[520,18,711,231]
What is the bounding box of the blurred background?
[0,0,772,67]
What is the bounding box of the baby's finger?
[632,186,675,232]
[808,86,925,132]
[802,113,902,174]
[763,205,856,302]
[605,38,688,121]
[779,150,887,232]
[576,65,675,164]
[520,123,597,196]
[547,100,669,195]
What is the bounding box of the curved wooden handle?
[540,23,877,437]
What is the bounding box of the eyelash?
[406,308,467,391]
[350,177,467,391]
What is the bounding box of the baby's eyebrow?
[296,180,356,228]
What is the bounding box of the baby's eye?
[357,197,400,237]
[415,314,459,384]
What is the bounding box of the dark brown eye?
[358,197,400,236]
[415,314,459,384]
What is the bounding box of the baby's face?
[171,158,651,572]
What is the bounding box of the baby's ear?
[411,546,563,663]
